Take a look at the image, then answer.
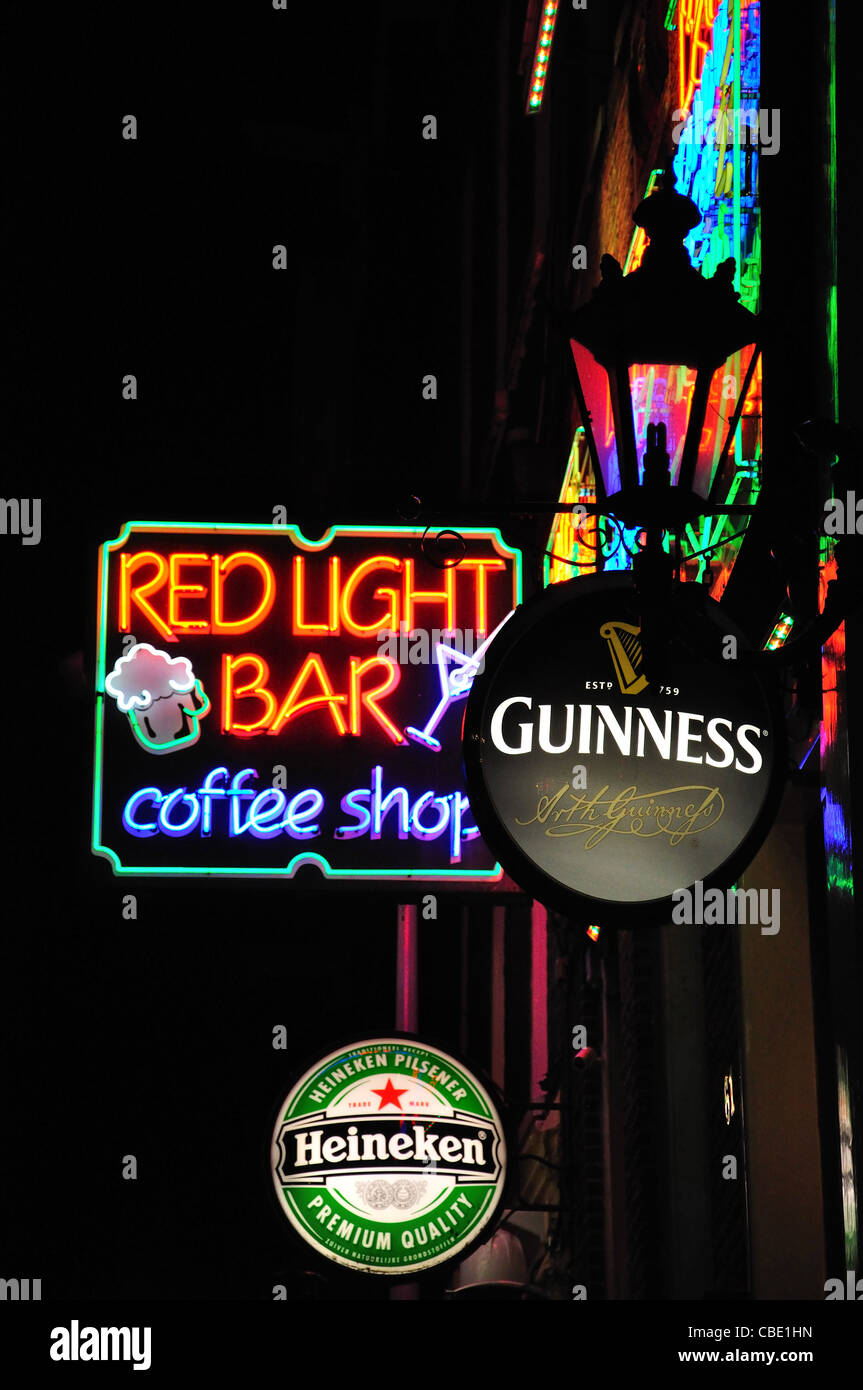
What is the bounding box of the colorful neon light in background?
[548,0,761,594]
[623,169,665,275]
[673,1,761,298]
[544,432,642,586]
[764,613,793,651]
[673,0,762,595]
[526,1,559,114]
[819,0,856,1261]
[819,545,852,898]
[677,0,722,115]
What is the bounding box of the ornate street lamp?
[407,173,856,685]
[567,172,760,534]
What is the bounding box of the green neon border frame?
[92,521,523,881]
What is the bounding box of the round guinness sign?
[463,573,785,924]
[271,1038,507,1275]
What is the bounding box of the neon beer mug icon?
[105,642,211,754]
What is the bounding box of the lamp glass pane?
[699,342,759,495]
[570,340,622,496]
[629,344,757,496]
[573,340,758,503]
[627,362,698,486]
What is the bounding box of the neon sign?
[526,2,560,115]
[270,1037,508,1275]
[93,523,522,880]
[403,611,514,751]
[677,0,722,116]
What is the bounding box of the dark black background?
[2,6,859,1368]
[1,0,511,1304]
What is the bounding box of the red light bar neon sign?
[92,523,522,881]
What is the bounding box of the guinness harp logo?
[600,621,649,695]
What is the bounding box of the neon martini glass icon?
[405,611,515,751]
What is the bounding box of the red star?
[371,1078,408,1111]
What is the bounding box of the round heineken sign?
[463,573,785,925]
[270,1037,508,1275]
